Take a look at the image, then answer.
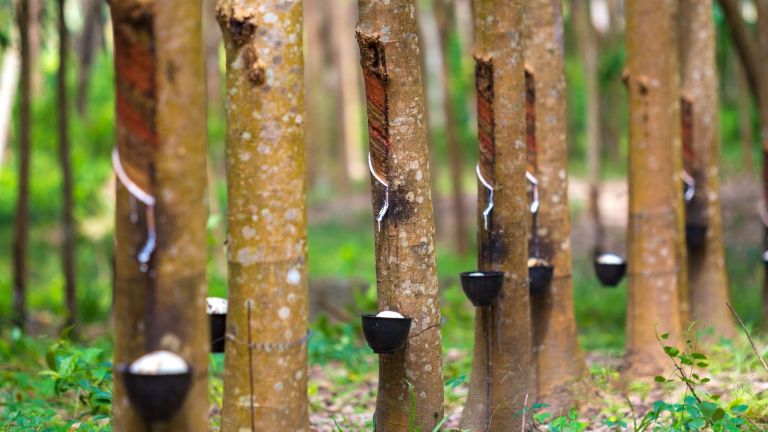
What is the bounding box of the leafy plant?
[619,330,756,431]
[40,331,113,421]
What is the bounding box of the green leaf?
[663,346,680,357]
[429,417,448,432]
[654,376,669,383]
[660,333,670,340]
[691,352,707,360]
[730,404,748,414]
[712,407,725,422]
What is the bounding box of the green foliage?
[0,330,112,431]
[617,331,758,431]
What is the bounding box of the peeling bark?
[217,1,309,431]
[624,0,684,378]
[679,0,737,339]
[109,0,209,429]
[524,0,586,412]
[356,1,444,429]
[461,0,531,430]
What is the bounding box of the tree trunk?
[58,0,77,328]
[356,1,445,429]
[331,0,366,184]
[29,0,42,97]
[303,0,332,191]
[524,0,586,413]
[203,0,222,115]
[672,17,689,331]
[573,0,604,255]
[0,50,20,169]
[461,0,532,429]
[679,0,737,340]
[736,60,754,170]
[109,1,210,429]
[718,0,768,325]
[76,0,105,114]
[758,1,768,326]
[12,0,31,329]
[624,0,684,378]
[217,2,309,431]
[435,0,469,256]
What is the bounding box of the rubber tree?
[216,1,309,430]
[434,0,469,255]
[718,0,768,323]
[58,0,77,328]
[356,0,444,429]
[572,0,605,255]
[12,0,31,329]
[524,0,585,412]
[624,0,685,378]
[678,0,737,340]
[461,0,532,429]
[109,0,209,429]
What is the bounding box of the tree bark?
[461,0,532,429]
[356,1,445,429]
[12,0,31,329]
[58,0,77,328]
[303,0,332,190]
[217,1,309,431]
[331,0,366,183]
[435,0,469,256]
[679,0,737,340]
[524,0,586,413]
[736,60,754,170]
[109,1,210,430]
[718,0,768,326]
[203,0,222,115]
[624,0,684,378]
[76,0,105,114]
[28,0,42,97]
[0,50,20,168]
[573,0,605,255]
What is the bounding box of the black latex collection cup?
[360,313,412,354]
[528,258,554,295]
[594,253,627,287]
[116,363,192,422]
[459,271,504,307]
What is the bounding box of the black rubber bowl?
[209,313,226,353]
[360,314,412,354]
[762,251,768,269]
[460,271,504,307]
[116,364,192,422]
[594,254,627,287]
[685,223,708,249]
[528,263,554,295]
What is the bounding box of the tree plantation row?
[5,0,768,431]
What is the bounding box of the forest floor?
[2,175,768,431]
